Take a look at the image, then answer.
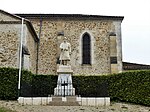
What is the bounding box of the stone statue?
[59,37,71,65]
[55,37,75,96]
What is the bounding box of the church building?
[0,9,124,75]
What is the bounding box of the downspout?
[18,18,24,97]
[36,18,43,74]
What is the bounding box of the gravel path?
[0,100,150,112]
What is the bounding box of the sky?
[1,0,150,64]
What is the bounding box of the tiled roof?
[123,62,150,70]
[15,14,124,21]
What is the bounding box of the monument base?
[54,65,75,96]
[57,65,73,73]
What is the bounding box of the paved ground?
[0,100,150,112]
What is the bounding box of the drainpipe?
[36,18,43,74]
[18,18,24,97]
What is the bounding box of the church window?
[82,33,91,64]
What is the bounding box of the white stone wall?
[18,97,110,106]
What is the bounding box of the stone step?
[48,96,80,106]
[51,96,77,101]
[66,96,77,102]
[52,97,62,102]
[48,101,80,106]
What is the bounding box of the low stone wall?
[18,97,52,105]
[18,97,110,106]
[77,97,110,106]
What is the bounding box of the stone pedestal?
[54,65,75,96]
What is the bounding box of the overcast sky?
[1,0,150,64]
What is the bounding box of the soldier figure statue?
[59,37,71,65]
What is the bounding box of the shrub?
[72,75,109,97]
[31,74,57,97]
[0,67,33,100]
[0,67,18,100]
[107,70,150,106]
[0,67,57,99]
[0,67,150,106]
[19,73,57,97]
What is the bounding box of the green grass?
[0,107,15,112]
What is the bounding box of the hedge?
[28,74,57,97]
[0,67,150,106]
[107,71,150,106]
[0,67,32,100]
[0,67,57,99]
[73,76,109,97]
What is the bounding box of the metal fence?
[54,79,75,97]
[20,79,109,97]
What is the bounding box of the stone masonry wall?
[30,19,117,75]
[0,23,38,74]
[0,24,20,68]
[31,20,58,75]
[25,27,38,74]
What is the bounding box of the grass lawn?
[0,107,15,112]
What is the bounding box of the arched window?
[82,33,91,64]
